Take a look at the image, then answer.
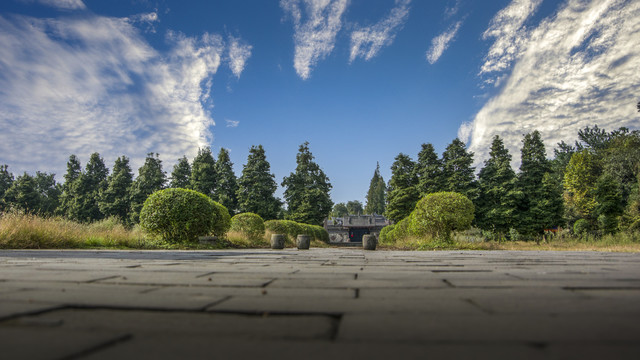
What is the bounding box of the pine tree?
[282,142,333,226]
[476,135,517,236]
[385,153,419,223]
[237,145,281,220]
[190,147,216,198]
[99,156,133,222]
[169,156,191,189]
[57,155,82,217]
[441,138,477,200]
[129,153,166,224]
[68,153,109,222]
[214,148,239,214]
[415,143,443,197]
[0,164,14,212]
[364,162,386,215]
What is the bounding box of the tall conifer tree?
[385,153,419,223]
[130,153,166,224]
[0,165,14,212]
[282,142,333,226]
[364,162,386,215]
[237,145,281,220]
[169,156,191,189]
[57,155,82,217]
[69,153,108,222]
[99,156,133,222]
[190,147,216,198]
[415,143,443,197]
[214,148,239,214]
[441,138,477,200]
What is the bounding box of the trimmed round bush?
[411,192,474,242]
[140,188,216,243]
[230,213,265,240]
[211,201,231,237]
[573,218,590,236]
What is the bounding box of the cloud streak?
[349,0,411,63]
[280,0,348,80]
[426,20,462,64]
[466,0,640,169]
[227,36,253,78]
[37,0,86,10]
[0,13,250,176]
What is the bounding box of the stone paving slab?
[1,248,639,359]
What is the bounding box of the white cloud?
[480,0,542,79]
[0,13,227,176]
[129,12,159,33]
[227,36,253,78]
[466,0,640,170]
[426,20,462,64]
[226,119,240,128]
[445,0,462,19]
[280,0,348,80]
[349,0,411,63]
[37,0,86,10]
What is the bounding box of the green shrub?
[573,219,591,236]
[264,219,329,243]
[140,188,217,243]
[379,224,395,245]
[230,213,265,240]
[411,192,474,243]
[211,201,231,237]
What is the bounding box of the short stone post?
[363,234,377,250]
[296,234,311,250]
[270,234,286,249]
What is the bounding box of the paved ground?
[1,248,639,359]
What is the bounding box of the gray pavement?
[1,248,639,359]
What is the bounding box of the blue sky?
[1,0,639,205]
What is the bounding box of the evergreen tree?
[476,135,518,236]
[0,164,14,212]
[516,131,561,236]
[57,155,82,217]
[385,153,419,223]
[282,142,333,226]
[33,171,60,216]
[190,147,216,198]
[99,156,133,222]
[331,202,349,217]
[68,153,109,222]
[441,138,477,200]
[237,145,281,220]
[415,143,443,197]
[594,173,623,234]
[129,153,166,224]
[214,148,239,214]
[364,162,386,215]
[169,156,191,189]
[3,173,40,213]
[346,200,364,215]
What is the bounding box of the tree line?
[379,126,640,239]
[0,142,333,227]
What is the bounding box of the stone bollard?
[270,234,286,249]
[363,234,377,250]
[296,234,311,250]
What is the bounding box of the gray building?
[324,215,390,243]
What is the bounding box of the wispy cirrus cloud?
[349,0,411,63]
[33,0,86,10]
[280,0,348,80]
[227,36,253,78]
[426,20,462,64]
[0,12,250,176]
[479,0,542,79]
[226,119,240,128]
[465,0,640,169]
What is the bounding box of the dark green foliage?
[211,200,231,237]
[0,165,14,212]
[3,173,40,213]
[364,162,386,215]
[573,218,590,236]
[264,219,329,243]
[346,200,363,215]
[237,145,282,220]
[594,173,624,234]
[282,142,333,226]
[230,212,265,240]
[214,148,239,214]
[385,153,419,223]
[68,153,109,223]
[129,153,166,224]
[476,136,517,235]
[99,156,133,223]
[331,202,348,217]
[57,155,82,217]
[415,143,444,197]
[139,188,216,243]
[33,172,61,216]
[190,147,216,198]
[411,192,475,242]
[169,156,191,189]
[441,138,477,200]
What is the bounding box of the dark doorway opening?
[349,228,370,242]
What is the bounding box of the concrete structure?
[325,215,390,243]
[1,249,640,359]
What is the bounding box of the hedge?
[264,219,329,243]
[230,212,265,240]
